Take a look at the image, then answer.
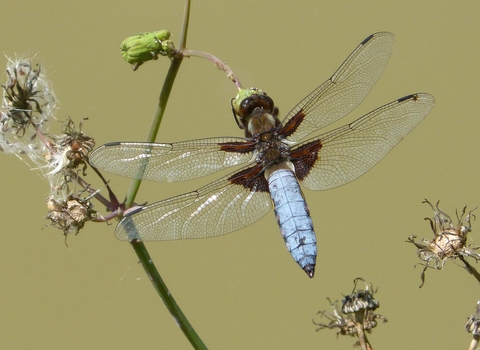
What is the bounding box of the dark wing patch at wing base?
[290,140,323,181]
[277,109,307,139]
[228,163,269,192]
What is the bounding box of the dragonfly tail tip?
[304,265,315,278]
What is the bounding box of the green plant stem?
[123,55,182,208]
[122,0,208,348]
[124,0,190,208]
[131,239,207,349]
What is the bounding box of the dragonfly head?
[231,87,279,138]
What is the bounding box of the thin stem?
[354,312,372,350]
[178,0,190,50]
[458,255,480,284]
[468,335,479,350]
[121,0,208,348]
[131,239,207,349]
[33,124,56,153]
[123,56,182,208]
[182,49,243,90]
[124,0,193,208]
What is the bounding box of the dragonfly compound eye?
[238,94,275,117]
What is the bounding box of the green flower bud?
[120,30,175,71]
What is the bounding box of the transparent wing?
[285,32,395,142]
[88,137,253,182]
[297,93,434,191]
[115,169,273,241]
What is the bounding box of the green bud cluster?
[120,30,175,71]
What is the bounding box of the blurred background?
[1,1,479,349]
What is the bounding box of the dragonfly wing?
[88,137,254,182]
[284,32,395,142]
[115,166,273,241]
[292,93,435,190]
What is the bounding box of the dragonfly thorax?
[247,110,281,137]
[254,135,291,169]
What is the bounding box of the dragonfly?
[89,32,434,278]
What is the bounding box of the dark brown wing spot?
[228,164,269,192]
[278,109,306,138]
[290,140,322,181]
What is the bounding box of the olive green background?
[1,1,479,349]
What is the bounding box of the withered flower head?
[44,117,100,237]
[342,278,380,314]
[407,199,478,287]
[1,58,55,137]
[46,190,98,236]
[1,56,101,238]
[1,56,56,161]
[313,278,387,348]
[313,298,357,337]
[48,118,95,176]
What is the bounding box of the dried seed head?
[313,298,358,337]
[0,56,57,169]
[313,278,386,344]
[1,57,56,141]
[0,56,103,240]
[48,118,95,176]
[341,278,380,314]
[430,230,465,259]
[45,192,97,236]
[407,199,479,287]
